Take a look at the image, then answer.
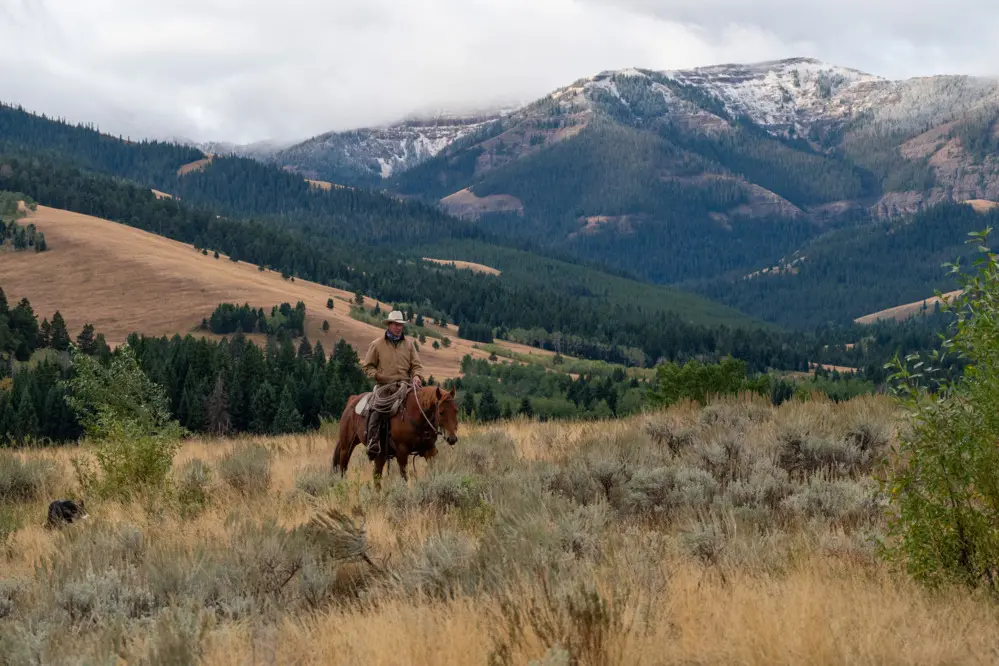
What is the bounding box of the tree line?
[0,289,371,445]
[200,302,307,337]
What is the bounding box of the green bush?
[65,345,185,499]
[883,230,999,592]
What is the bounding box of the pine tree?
[49,311,70,351]
[322,380,345,419]
[205,374,231,436]
[250,381,277,434]
[312,340,326,367]
[297,337,313,361]
[322,320,330,332]
[272,383,303,433]
[477,388,501,422]
[518,396,534,418]
[38,319,51,348]
[327,298,335,310]
[178,374,206,432]
[415,313,425,327]
[461,393,477,418]
[76,323,97,355]
[13,388,39,442]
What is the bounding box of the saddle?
[354,381,411,418]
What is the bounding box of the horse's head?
[435,386,459,445]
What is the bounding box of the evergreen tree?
[76,323,97,355]
[178,373,206,432]
[477,388,501,422]
[249,381,277,434]
[297,336,313,361]
[49,311,70,351]
[38,319,51,348]
[461,393,477,418]
[518,396,534,418]
[13,388,39,442]
[327,298,335,310]
[273,383,303,433]
[312,340,326,366]
[205,373,231,436]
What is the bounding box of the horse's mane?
[415,386,446,411]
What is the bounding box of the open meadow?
[2,394,998,665]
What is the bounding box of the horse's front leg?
[373,455,387,492]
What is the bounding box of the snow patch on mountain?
[274,113,507,181]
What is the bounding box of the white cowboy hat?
[383,310,406,325]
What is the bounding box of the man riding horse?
[362,310,424,457]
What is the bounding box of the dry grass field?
[177,157,213,176]
[855,290,963,325]
[965,199,999,213]
[2,394,997,664]
[0,205,501,379]
[422,258,502,276]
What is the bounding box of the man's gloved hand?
[412,375,422,389]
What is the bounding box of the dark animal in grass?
[46,499,88,528]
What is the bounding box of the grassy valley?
[2,396,997,664]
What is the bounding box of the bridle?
[411,381,448,440]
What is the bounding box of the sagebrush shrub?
[621,466,719,518]
[294,464,338,497]
[0,454,58,502]
[176,458,213,515]
[217,444,272,495]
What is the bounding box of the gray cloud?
[1,0,996,144]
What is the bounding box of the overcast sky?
[2,0,997,144]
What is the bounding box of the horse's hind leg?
[395,450,410,486]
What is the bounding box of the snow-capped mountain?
[270,111,514,185]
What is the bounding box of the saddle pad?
[354,392,372,415]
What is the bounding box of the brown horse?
[332,385,459,489]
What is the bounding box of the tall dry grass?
[2,393,998,665]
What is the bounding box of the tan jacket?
[362,333,425,385]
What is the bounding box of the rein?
[410,381,444,439]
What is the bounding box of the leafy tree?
[64,345,185,498]
[883,231,999,593]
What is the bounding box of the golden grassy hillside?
[855,290,962,324]
[422,258,501,276]
[2,395,997,664]
[0,205,499,379]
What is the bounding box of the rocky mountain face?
[399,57,999,219]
